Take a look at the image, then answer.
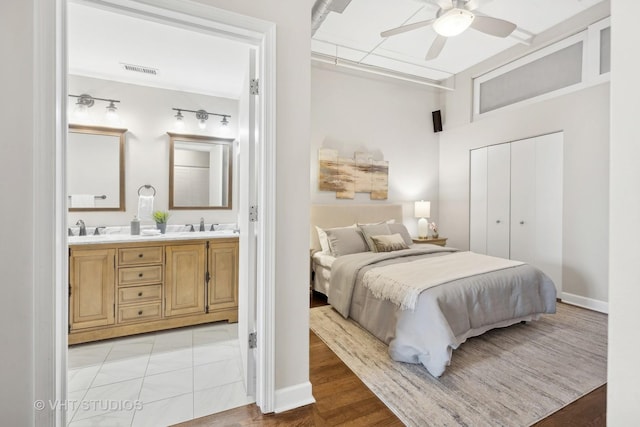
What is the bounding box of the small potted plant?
[429,221,438,239]
[152,210,170,234]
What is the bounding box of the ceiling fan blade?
[432,0,454,9]
[380,19,435,38]
[426,35,447,60]
[464,0,481,11]
[470,15,517,38]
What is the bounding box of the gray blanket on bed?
[328,247,557,377]
[328,246,458,317]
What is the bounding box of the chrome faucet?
[94,226,105,236]
[76,220,86,236]
[199,217,205,232]
[186,224,194,232]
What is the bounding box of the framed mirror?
[168,133,234,210]
[68,124,126,211]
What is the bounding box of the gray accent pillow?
[325,227,368,257]
[388,223,413,246]
[370,233,409,252]
[359,223,391,252]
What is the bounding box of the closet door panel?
[510,138,537,263]
[535,133,563,292]
[469,147,488,254]
[486,144,511,259]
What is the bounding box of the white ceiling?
[68,3,250,99]
[312,0,606,83]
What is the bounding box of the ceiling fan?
[380,0,517,60]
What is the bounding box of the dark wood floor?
[178,292,606,426]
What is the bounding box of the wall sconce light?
[414,200,431,239]
[171,107,231,132]
[69,93,121,123]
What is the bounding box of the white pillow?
[316,224,356,254]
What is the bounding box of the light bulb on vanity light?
[196,109,209,130]
[414,200,431,239]
[105,101,119,124]
[73,94,94,119]
[174,110,185,130]
[219,116,231,136]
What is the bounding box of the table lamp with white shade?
[415,200,431,239]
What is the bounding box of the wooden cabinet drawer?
[118,302,162,324]
[118,284,162,305]
[118,265,163,286]
[118,246,163,266]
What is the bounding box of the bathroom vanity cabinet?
[68,236,238,344]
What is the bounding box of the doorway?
[55,0,276,424]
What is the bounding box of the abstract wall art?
[318,148,388,200]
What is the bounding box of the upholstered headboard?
[310,204,404,251]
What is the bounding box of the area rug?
[310,303,607,427]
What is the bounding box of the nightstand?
[412,237,447,246]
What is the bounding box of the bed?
[310,204,557,377]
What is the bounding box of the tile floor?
[66,322,254,426]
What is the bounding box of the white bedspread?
[362,252,524,310]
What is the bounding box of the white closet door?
[469,147,488,254]
[535,133,563,293]
[486,144,511,259]
[510,137,537,263]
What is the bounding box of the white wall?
[0,1,35,425]
[311,64,442,234]
[608,0,640,423]
[67,75,241,228]
[439,6,610,307]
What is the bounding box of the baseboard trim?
[274,381,315,413]
[560,292,609,314]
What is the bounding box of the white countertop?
[68,230,238,245]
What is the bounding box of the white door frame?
[33,0,277,424]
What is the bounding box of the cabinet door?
[208,242,238,311]
[165,244,205,317]
[69,248,115,330]
[486,143,511,259]
[510,137,537,263]
[469,147,488,254]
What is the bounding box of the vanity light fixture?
[69,93,121,121]
[171,108,231,132]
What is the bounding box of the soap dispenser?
[131,216,140,235]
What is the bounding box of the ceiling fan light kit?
[433,8,475,37]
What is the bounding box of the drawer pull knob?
[138,310,143,315]
[138,273,143,277]
[138,292,143,297]
[138,254,143,258]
